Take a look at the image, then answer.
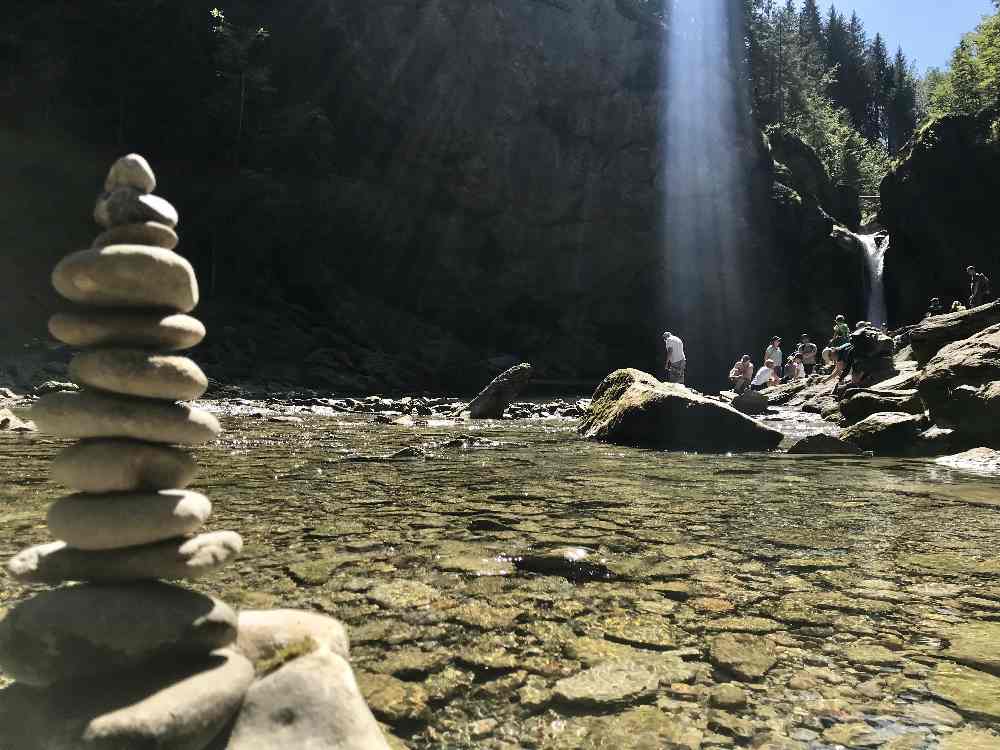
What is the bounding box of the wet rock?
[553,660,660,708]
[0,582,237,686]
[32,379,79,396]
[29,390,221,444]
[840,411,926,456]
[225,648,390,750]
[7,532,242,584]
[821,722,882,747]
[48,489,211,550]
[463,363,533,419]
[49,311,205,351]
[929,661,1000,722]
[709,633,778,681]
[600,612,679,650]
[839,388,923,424]
[903,701,963,727]
[844,644,902,666]
[942,621,1000,675]
[709,683,748,710]
[0,649,252,750]
[94,187,178,228]
[936,447,1000,474]
[235,609,350,666]
[70,349,208,401]
[510,547,614,582]
[356,672,429,723]
[939,729,1000,749]
[580,369,783,452]
[909,302,1000,364]
[53,439,197,492]
[367,580,439,609]
[731,390,769,415]
[0,408,33,432]
[786,434,862,455]
[572,706,704,750]
[92,220,178,250]
[707,709,755,740]
[53,245,197,311]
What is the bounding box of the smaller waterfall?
[860,233,887,328]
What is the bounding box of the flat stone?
[822,722,882,747]
[104,153,156,193]
[943,621,1000,674]
[7,532,242,584]
[562,637,695,682]
[48,490,211,550]
[225,648,390,750]
[936,448,1000,474]
[53,245,197,311]
[357,672,429,723]
[0,649,252,750]
[553,660,660,708]
[844,644,903,666]
[367,580,439,609]
[50,311,205,351]
[929,662,1000,721]
[70,349,207,401]
[573,706,704,749]
[600,612,678,649]
[709,633,778,681]
[903,701,964,727]
[940,729,1000,750]
[53,439,197,492]
[236,609,350,665]
[95,188,178,228]
[709,683,748,710]
[0,582,237,686]
[93,220,178,250]
[29,390,220,444]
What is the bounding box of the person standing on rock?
[661,331,686,384]
[796,334,818,375]
[968,265,991,308]
[831,315,850,346]
[764,337,783,378]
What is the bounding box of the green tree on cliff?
[925,2,1000,117]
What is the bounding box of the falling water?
[661,0,755,383]
[860,233,887,328]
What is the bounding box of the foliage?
[925,2,1000,118]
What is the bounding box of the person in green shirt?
[831,314,850,346]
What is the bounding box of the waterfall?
[860,233,887,328]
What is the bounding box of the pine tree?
[866,33,892,141]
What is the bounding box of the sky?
[818,0,996,72]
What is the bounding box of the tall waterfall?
[860,233,887,328]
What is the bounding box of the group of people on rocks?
[926,265,992,318]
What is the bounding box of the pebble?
[92,221,178,250]
[236,609,350,665]
[52,244,197,312]
[7,532,243,584]
[49,310,205,351]
[0,582,237,686]
[53,439,197,493]
[94,187,178,228]
[104,153,156,193]
[29,390,220,445]
[48,489,211,551]
[0,649,252,750]
[70,349,208,401]
[226,649,390,750]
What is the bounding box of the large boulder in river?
[839,389,923,425]
[731,390,769,415]
[908,302,1000,365]
[841,412,927,456]
[464,363,533,419]
[579,369,783,452]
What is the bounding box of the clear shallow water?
[3,406,1000,749]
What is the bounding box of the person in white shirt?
[751,359,777,391]
[662,331,686,384]
[764,336,783,377]
[783,354,806,382]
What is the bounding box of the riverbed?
[2,403,1000,749]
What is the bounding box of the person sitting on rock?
[729,355,754,394]
[951,300,967,313]
[751,359,778,391]
[968,265,991,308]
[925,298,944,318]
[831,315,850,346]
[796,334,818,375]
[661,331,686,385]
[764,337,783,378]
[782,354,806,382]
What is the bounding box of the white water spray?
[860,233,886,328]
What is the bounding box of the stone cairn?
[0,156,388,749]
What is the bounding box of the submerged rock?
[786,434,862,455]
[553,660,660,708]
[579,369,783,452]
[709,633,778,681]
[463,362,533,419]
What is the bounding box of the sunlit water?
[3,407,1000,747]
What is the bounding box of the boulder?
[53,439,197,493]
[50,311,205,351]
[841,412,927,456]
[48,490,211,551]
[0,582,237,686]
[52,245,197,312]
[709,634,778,682]
[8,532,243,584]
[909,303,1000,365]
[838,388,924,425]
[235,609,350,665]
[464,363,533,419]
[0,408,34,433]
[936,447,1000,474]
[0,649,252,750]
[69,349,208,401]
[28,390,221,445]
[579,369,783,452]
[223,648,390,750]
[731,390,769,415]
[919,324,1000,437]
[786,434,862,455]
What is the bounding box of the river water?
[3,405,1000,749]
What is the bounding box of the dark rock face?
[880,112,1000,326]
[841,412,927,456]
[579,369,783,452]
[465,363,533,419]
[731,390,769,415]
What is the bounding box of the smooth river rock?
[93,221,178,250]
[709,633,778,682]
[70,349,208,401]
[50,310,205,351]
[104,153,156,193]
[0,649,253,750]
[235,609,350,665]
[29,390,220,445]
[52,245,198,312]
[224,649,390,750]
[48,490,212,551]
[7,532,243,584]
[53,439,197,493]
[0,582,237,686]
[95,187,178,228]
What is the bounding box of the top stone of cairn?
[104,153,156,194]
